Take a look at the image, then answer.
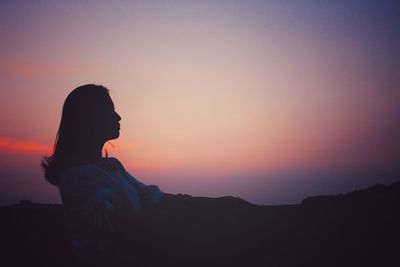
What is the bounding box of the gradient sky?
[1,1,399,205]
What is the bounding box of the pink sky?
[1,1,399,205]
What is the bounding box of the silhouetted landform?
[1,182,399,267]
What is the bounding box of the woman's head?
[61,84,121,143]
[42,84,121,185]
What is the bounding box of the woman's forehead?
[102,94,114,108]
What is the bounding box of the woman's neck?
[79,139,106,163]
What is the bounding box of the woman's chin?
[108,131,120,140]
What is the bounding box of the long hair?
[41,84,111,186]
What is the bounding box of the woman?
[41,84,253,253]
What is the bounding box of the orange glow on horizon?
[0,137,133,157]
[0,137,51,154]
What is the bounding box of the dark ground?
[1,182,399,267]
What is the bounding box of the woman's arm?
[109,158,164,210]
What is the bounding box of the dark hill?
[1,182,399,267]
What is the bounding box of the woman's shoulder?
[60,156,120,172]
[57,162,104,186]
[107,157,125,170]
[57,157,124,184]
[59,159,98,173]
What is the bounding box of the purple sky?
[1,1,399,205]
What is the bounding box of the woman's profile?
[41,84,253,253]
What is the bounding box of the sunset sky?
[1,1,399,205]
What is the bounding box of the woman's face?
[96,95,121,141]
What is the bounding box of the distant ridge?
[301,181,400,205]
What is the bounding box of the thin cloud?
[2,60,83,78]
[0,137,134,155]
[0,137,51,154]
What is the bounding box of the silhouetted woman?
[42,84,253,255]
